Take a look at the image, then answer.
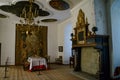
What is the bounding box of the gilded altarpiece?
[15,24,47,65]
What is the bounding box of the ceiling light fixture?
[19,0,40,25]
[19,0,41,35]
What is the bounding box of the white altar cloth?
[27,57,47,70]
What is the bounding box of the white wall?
[64,23,72,64]
[71,0,96,33]
[45,23,58,63]
[94,0,108,35]
[111,0,120,77]
[57,23,64,58]
[57,18,72,64]
[0,18,16,65]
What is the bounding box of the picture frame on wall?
[58,46,63,52]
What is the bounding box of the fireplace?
[72,35,110,80]
[81,47,99,75]
[71,9,110,80]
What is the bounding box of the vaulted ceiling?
[0,0,82,23]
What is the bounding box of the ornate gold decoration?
[74,9,89,44]
[20,0,39,25]
[49,0,70,10]
[15,24,47,65]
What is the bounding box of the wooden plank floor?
[0,64,84,80]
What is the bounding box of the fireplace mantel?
[72,43,96,48]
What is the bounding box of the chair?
[23,61,30,71]
[55,56,62,64]
[45,56,50,69]
[69,56,74,68]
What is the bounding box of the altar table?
[27,57,47,71]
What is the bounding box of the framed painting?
[58,46,63,52]
[77,30,85,44]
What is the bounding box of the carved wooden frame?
[74,9,88,44]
